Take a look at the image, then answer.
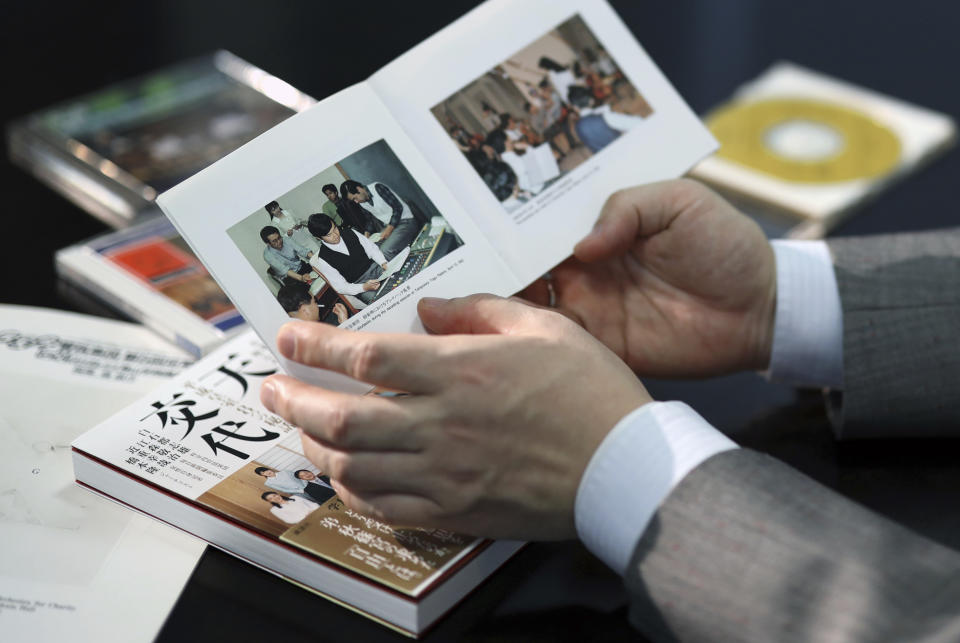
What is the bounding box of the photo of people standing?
[431,14,652,213]
[197,443,337,538]
[228,139,463,326]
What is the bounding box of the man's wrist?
[575,401,737,575]
[767,240,843,389]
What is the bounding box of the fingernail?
[419,296,446,310]
[261,380,276,412]
[277,326,296,357]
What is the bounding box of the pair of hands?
[261,179,776,540]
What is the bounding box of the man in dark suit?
[259,179,960,642]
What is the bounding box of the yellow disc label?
[707,98,902,183]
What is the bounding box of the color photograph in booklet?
[431,14,653,217]
[226,139,464,328]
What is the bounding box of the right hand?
[363,280,381,292]
[521,179,777,378]
[260,294,651,540]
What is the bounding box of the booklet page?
[370,0,717,285]
[158,83,519,392]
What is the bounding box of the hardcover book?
[72,329,522,637]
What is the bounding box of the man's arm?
[287,236,312,262]
[263,247,306,282]
[374,183,405,234]
[625,447,960,642]
[828,229,960,437]
[353,229,388,267]
[597,227,960,641]
[308,254,366,297]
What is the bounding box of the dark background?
[3,2,960,641]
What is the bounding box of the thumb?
[573,179,694,263]
[418,294,534,335]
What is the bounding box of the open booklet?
[158,0,716,392]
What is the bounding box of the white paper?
[0,305,203,642]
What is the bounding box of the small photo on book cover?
[226,139,464,327]
[197,438,336,539]
[430,13,653,215]
[198,433,476,594]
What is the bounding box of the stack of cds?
[8,51,314,355]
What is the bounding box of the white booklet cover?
[158,0,716,391]
[0,305,202,643]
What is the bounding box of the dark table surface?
[3,2,960,641]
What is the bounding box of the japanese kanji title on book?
[114,335,289,495]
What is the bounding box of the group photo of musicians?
[227,139,462,327]
[431,14,653,213]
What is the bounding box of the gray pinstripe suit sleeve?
[625,229,960,642]
[828,228,960,438]
[626,450,960,642]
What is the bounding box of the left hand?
[260,294,651,540]
[520,179,776,378]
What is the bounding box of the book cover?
[72,329,521,635]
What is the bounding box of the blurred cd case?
[7,50,313,228]
[689,62,957,238]
[57,217,245,357]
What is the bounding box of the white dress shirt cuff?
[575,401,737,575]
[768,240,844,389]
